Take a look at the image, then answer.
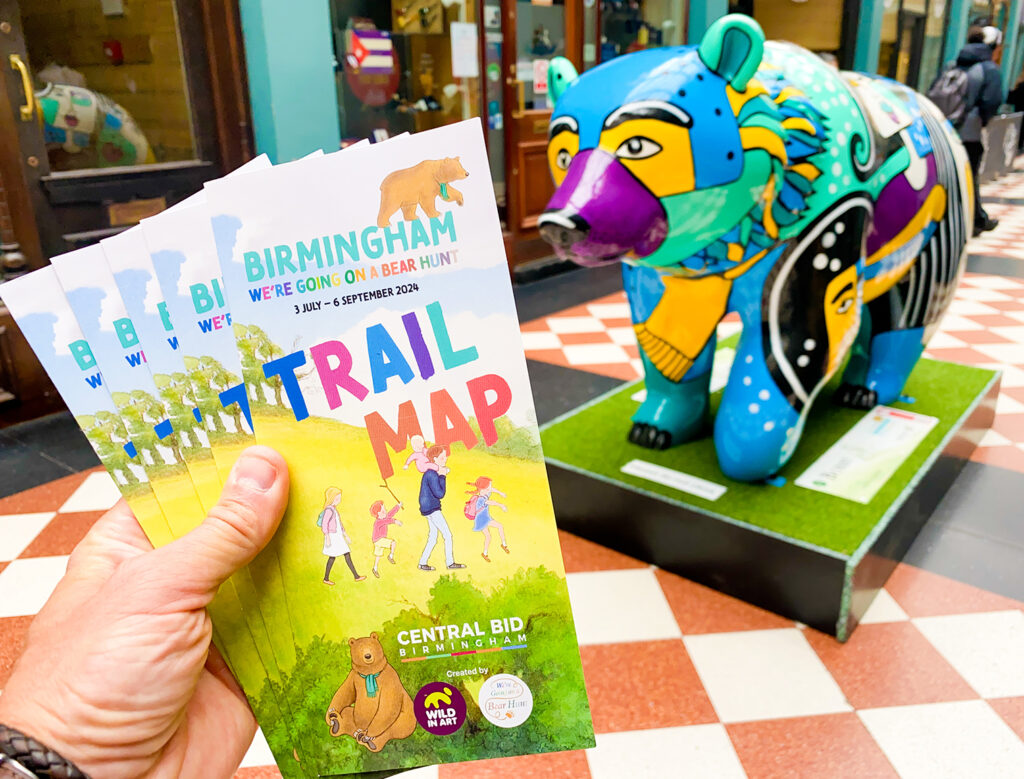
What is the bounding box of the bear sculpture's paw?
[628,422,673,450]
[836,383,878,410]
[328,711,341,736]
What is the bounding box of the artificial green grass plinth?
[541,358,999,640]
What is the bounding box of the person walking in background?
[319,486,365,585]
[955,26,1005,235]
[370,499,402,577]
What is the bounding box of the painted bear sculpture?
[539,14,972,482]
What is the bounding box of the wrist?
[0,722,88,779]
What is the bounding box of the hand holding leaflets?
[0,120,593,776]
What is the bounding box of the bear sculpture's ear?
[698,14,765,92]
[547,57,578,103]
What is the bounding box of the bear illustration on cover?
[377,157,469,227]
[326,633,417,751]
[539,14,971,482]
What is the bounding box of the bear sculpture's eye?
[555,148,573,170]
[836,298,853,314]
[615,136,662,160]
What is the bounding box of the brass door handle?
[9,54,35,121]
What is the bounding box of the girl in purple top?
[319,487,365,585]
[467,476,509,562]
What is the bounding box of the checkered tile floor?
[1,470,1022,778]
[522,273,1024,475]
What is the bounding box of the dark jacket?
[956,42,1004,127]
[419,469,446,515]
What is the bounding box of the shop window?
[19,0,198,172]
[330,1,482,144]
[599,0,686,63]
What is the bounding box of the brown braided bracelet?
[0,724,87,779]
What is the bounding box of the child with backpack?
[318,486,365,585]
[464,477,509,562]
[370,499,403,578]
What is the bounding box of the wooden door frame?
[500,0,585,252]
[0,0,253,270]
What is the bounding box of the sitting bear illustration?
[326,632,416,752]
[377,156,469,227]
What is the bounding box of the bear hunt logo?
[239,157,468,300]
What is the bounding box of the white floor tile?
[955,287,1014,302]
[565,569,681,645]
[947,300,1000,317]
[59,472,121,513]
[0,513,55,562]
[934,313,985,332]
[913,610,1024,698]
[586,302,631,320]
[859,588,910,624]
[981,364,1024,387]
[964,275,1024,289]
[991,326,1024,344]
[519,330,562,351]
[606,326,637,346]
[859,700,1024,779]
[563,343,630,366]
[925,331,967,349]
[684,628,852,722]
[973,343,1024,365]
[587,724,746,779]
[240,728,274,768]
[997,392,1024,415]
[0,556,69,618]
[547,315,605,334]
[979,428,1013,447]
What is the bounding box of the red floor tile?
[440,749,591,779]
[991,414,1024,442]
[559,331,613,345]
[805,622,977,709]
[951,329,1015,345]
[655,568,794,634]
[970,445,1024,472]
[924,346,1002,366]
[727,713,898,779]
[524,348,571,366]
[579,640,717,733]
[970,314,1024,328]
[598,363,642,381]
[0,469,95,515]
[986,299,1024,311]
[20,511,103,558]
[520,319,551,332]
[557,531,648,573]
[0,616,34,687]
[0,562,7,577]
[885,563,1024,617]
[233,768,281,779]
[988,697,1024,742]
[603,317,633,328]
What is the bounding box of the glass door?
[0,0,226,267]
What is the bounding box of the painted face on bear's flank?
[349,632,387,675]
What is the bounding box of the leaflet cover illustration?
[205,120,593,773]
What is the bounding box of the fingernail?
[232,453,277,492]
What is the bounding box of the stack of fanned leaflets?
[1,121,594,777]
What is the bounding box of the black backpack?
[928,63,983,127]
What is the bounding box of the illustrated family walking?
[316,434,512,583]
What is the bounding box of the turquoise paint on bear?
[238,0,341,163]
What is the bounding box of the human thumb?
[144,446,289,606]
